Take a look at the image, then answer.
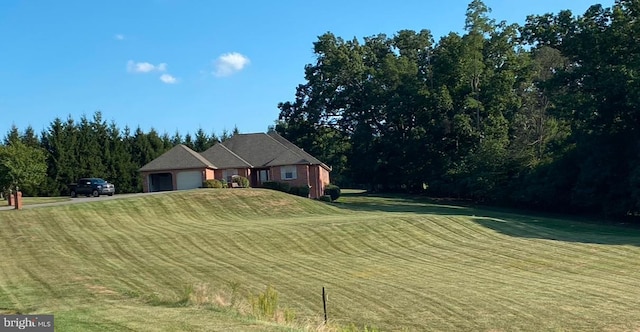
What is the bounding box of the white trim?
[280,165,297,180]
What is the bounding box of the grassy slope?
[22,197,72,205]
[1,189,640,331]
[1,196,71,207]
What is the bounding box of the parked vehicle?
[69,178,115,197]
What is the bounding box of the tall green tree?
[61,117,80,189]
[105,121,137,193]
[21,126,40,148]
[76,114,104,177]
[194,128,210,152]
[3,125,20,146]
[219,129,231,142]
[171,130,182,146]
[522,1,640,216]
[183,132,194,149]
[41,117,69,195]
[277,0,537,201]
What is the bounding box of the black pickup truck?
[69,178,115,197]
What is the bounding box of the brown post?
[14,191,23,210]
[8,192,14,206]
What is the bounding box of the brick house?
[139,132,331,198]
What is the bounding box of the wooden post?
[14,191,23,210]
[322,287,328,324]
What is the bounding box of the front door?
[258,169,269,185]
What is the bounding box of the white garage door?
[176,171,203,190]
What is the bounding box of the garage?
[176,171,203,190]
[148,173,173,192]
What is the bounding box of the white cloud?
[127,60,177,84]
[160,74,177,84]
[213,52,250,77]
[115,34,125,40]
[127,60,168,73]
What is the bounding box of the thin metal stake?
[322,286,328,324]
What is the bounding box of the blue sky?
[0,0,611,138]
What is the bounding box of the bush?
[319,195,332,202]
[262,182,311,198]
[202,179,223,188]
[249,285,279,319]
[288,186,298,196]
[232,175,250,188]
[247,284,295,323]
[289,186,310,198]
[262,181,277,190]
[324,184,341,201]
[262,181,290,193]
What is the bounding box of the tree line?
[275,0,640,218]
[0,112,238,196]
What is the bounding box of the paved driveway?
[0,192,168,211]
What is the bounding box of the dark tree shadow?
[332,192,640,246]
[470,216,640,246]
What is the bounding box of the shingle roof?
[220,132,328,169]
[267,132,327,167]
[200,143,252,168]
[139,144,216,172]
[139,133,330,172]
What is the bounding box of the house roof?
[266,132,330,169]
[220,132,329,169]
[139,144,216,172]
[200,143,252,168]
[139,133,330,172]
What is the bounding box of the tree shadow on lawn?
[471,216,640,246]
[333,192,640,246]
[338,197,472,215]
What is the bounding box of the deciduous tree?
[0,141,47,195]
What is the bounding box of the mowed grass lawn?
[23,196,71,205]
[2,189,640,331]
[1,196,71,207]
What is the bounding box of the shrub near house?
[262,181,316,199]
[324,185,341,201]
[288,186,310,198]
[203,179,223,188]
[262,181,290,193]
[232,175,250,188]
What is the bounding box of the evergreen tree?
[183,132,194,149]
[194,128,210,152]
[171,130,182,146]
[3,125,20,146]
[21,126,40,148]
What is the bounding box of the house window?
[223,169,238,183]
[281,166,297,180]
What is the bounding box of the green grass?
[22,196,71,206]
[2,189,640,331]
[2,196,71,207]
